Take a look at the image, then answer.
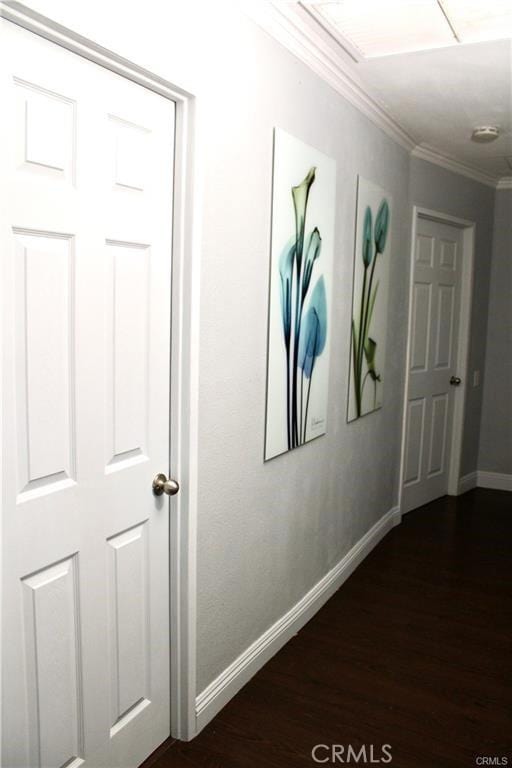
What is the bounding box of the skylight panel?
[304,0,512,58]
[440,0,512,43]
[306,1,456,58]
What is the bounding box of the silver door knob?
[450,376,462,386]
[152,473,180,496]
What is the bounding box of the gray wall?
[196,15,411,691]
[24,1,500,695]
[409,158,496,477]
[479,190,512,474]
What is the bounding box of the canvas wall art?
[347,176,392,422]
[265,129,336,461]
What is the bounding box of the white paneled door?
[1,21,175,768]
[402,216,464,513]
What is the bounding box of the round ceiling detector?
[471,126,500,143]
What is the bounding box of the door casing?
[398,206,475,514]
[0,0,199,744]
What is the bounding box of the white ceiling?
[248,2,512,185]
[359,37,512,180]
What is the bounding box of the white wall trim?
[448,222,475,496]
[0,0,199,742]
[411,144,498,189]
[458,471,478,495]
[300,2,364,64]
[398,207,475,515]
[195,506,400,736]
[477,471,512,492]
[458,470,512,493]
[246,2,507,189]
[245,0,416,152]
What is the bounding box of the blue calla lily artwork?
[299,277,327,378]
[279,238,295,345]
[265,129,336,460]
[362,206,373,268]
[298,276,327,442]
[375,199,390,255]
[348,177,392,422]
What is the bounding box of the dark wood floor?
[146,489,512,767]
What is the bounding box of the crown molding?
[301,3,363,63]
[411,144,498,188]
[245,0,417,152]
[246,1,509,189]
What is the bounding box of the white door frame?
[398,206,476,513]
[0,0,199,742]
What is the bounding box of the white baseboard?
[477,471,512,492]
[458,471,478,495]
[195,505,400,735]
[458,470,512,493]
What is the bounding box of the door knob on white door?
[152,473,180,496]
[450,376,462,386]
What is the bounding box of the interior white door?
[1,21,175,768]
[402,216,464,513]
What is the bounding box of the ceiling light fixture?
[471,126,500,143]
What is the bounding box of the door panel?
[410,282,431,372]
[1,21,175,768]
[428,393,448,476]
[107,523,150,735]
[403,217,463,513]
[105,240,151,470]
[415,232,434,267]
[404,397,426,486]
[14,77,76,180]
[22,555,84,768]
[14,230,76,498]
[434,284,455,369]
[440,237,457,270]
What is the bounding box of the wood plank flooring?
[145,489,512,767]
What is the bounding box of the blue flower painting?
[265,130,336,460]
[347,177,392,422]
